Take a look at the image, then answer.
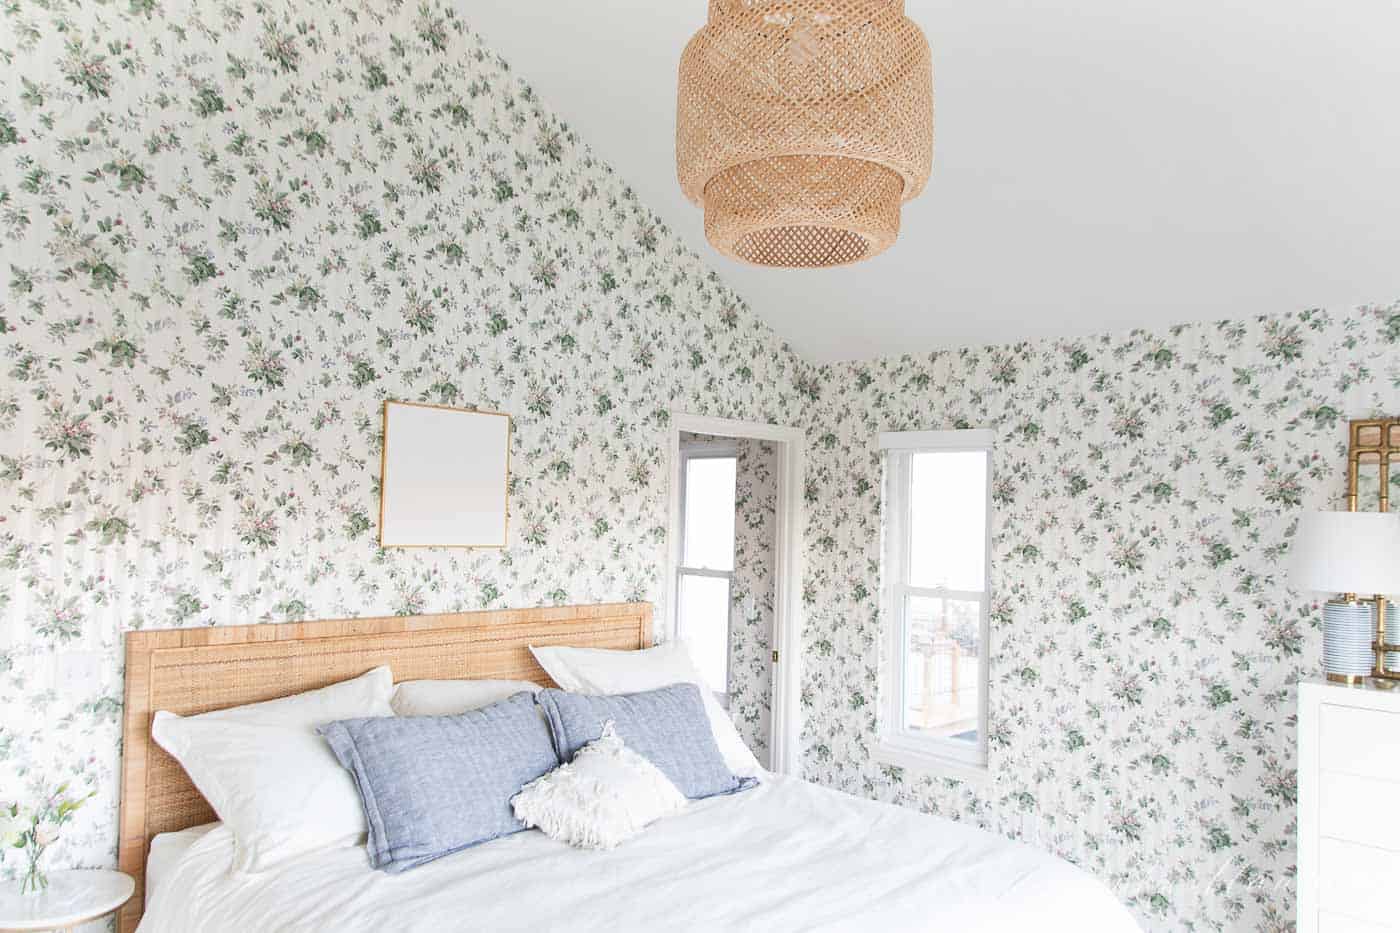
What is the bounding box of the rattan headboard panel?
[117,602,652,933]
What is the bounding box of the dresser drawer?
[1320,704,1400,779]
[1319,836,1400,919]
[1320,770,1400,850]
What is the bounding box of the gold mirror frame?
[1348,418,1399,513]
[1346,419,1400,680]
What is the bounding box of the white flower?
[34,825,58,847]
[0,814,25,848]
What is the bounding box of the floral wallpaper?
[0,0,807,889]
[679,432,777,766]
[3,0,1400,930]
[798,305,1400,931]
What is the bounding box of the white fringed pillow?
[511,721,686,850]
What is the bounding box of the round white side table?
[0,870,134,933]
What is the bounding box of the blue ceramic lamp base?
[1324,599,1399,684]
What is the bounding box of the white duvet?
[139,775,1139,932]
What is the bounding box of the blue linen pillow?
[536,684,756,800]
[318,691,558,873]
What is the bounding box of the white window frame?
[874,428,993,785]
[676,440,739,704]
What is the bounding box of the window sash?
[882,434,991,771]
[892,587,988,766]
[676,443,738,702]
[676,568,733,702]
[678,446,737,571]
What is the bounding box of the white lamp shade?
[1290,511,1400,595]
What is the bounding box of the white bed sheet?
[138,775,1138,932]
[145,822,218,906]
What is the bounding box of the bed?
[120,602,1138,933]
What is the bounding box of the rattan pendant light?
[677,1,933,269]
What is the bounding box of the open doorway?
[666,413,802,775]
[676,432,774,764]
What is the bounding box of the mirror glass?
[1356,453,1383,512]
[1356,423,1386,447]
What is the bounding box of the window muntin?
[881,430,992,773]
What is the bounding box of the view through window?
[880,430,992,772]
[904,450,987,742]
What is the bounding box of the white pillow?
[151,666,394,873]
[390,678,540,717]
[511,721,686,849]
[529,642,761,778]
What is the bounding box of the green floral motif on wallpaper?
[2,1,1399,930]
[0,0,803,898]
[800,305,1400,931]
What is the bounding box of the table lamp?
[1290,511,1400,684]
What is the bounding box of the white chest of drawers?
[1299,677,1400,932]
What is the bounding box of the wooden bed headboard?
[117,601,652,933]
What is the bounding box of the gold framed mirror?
[1349,419,1399,514]
[1346,419,1400,680]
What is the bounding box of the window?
[876,429,992,780]
[676,444,738,698]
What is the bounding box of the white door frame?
[666,411,804,776]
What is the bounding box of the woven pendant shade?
[677,0,933,268]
